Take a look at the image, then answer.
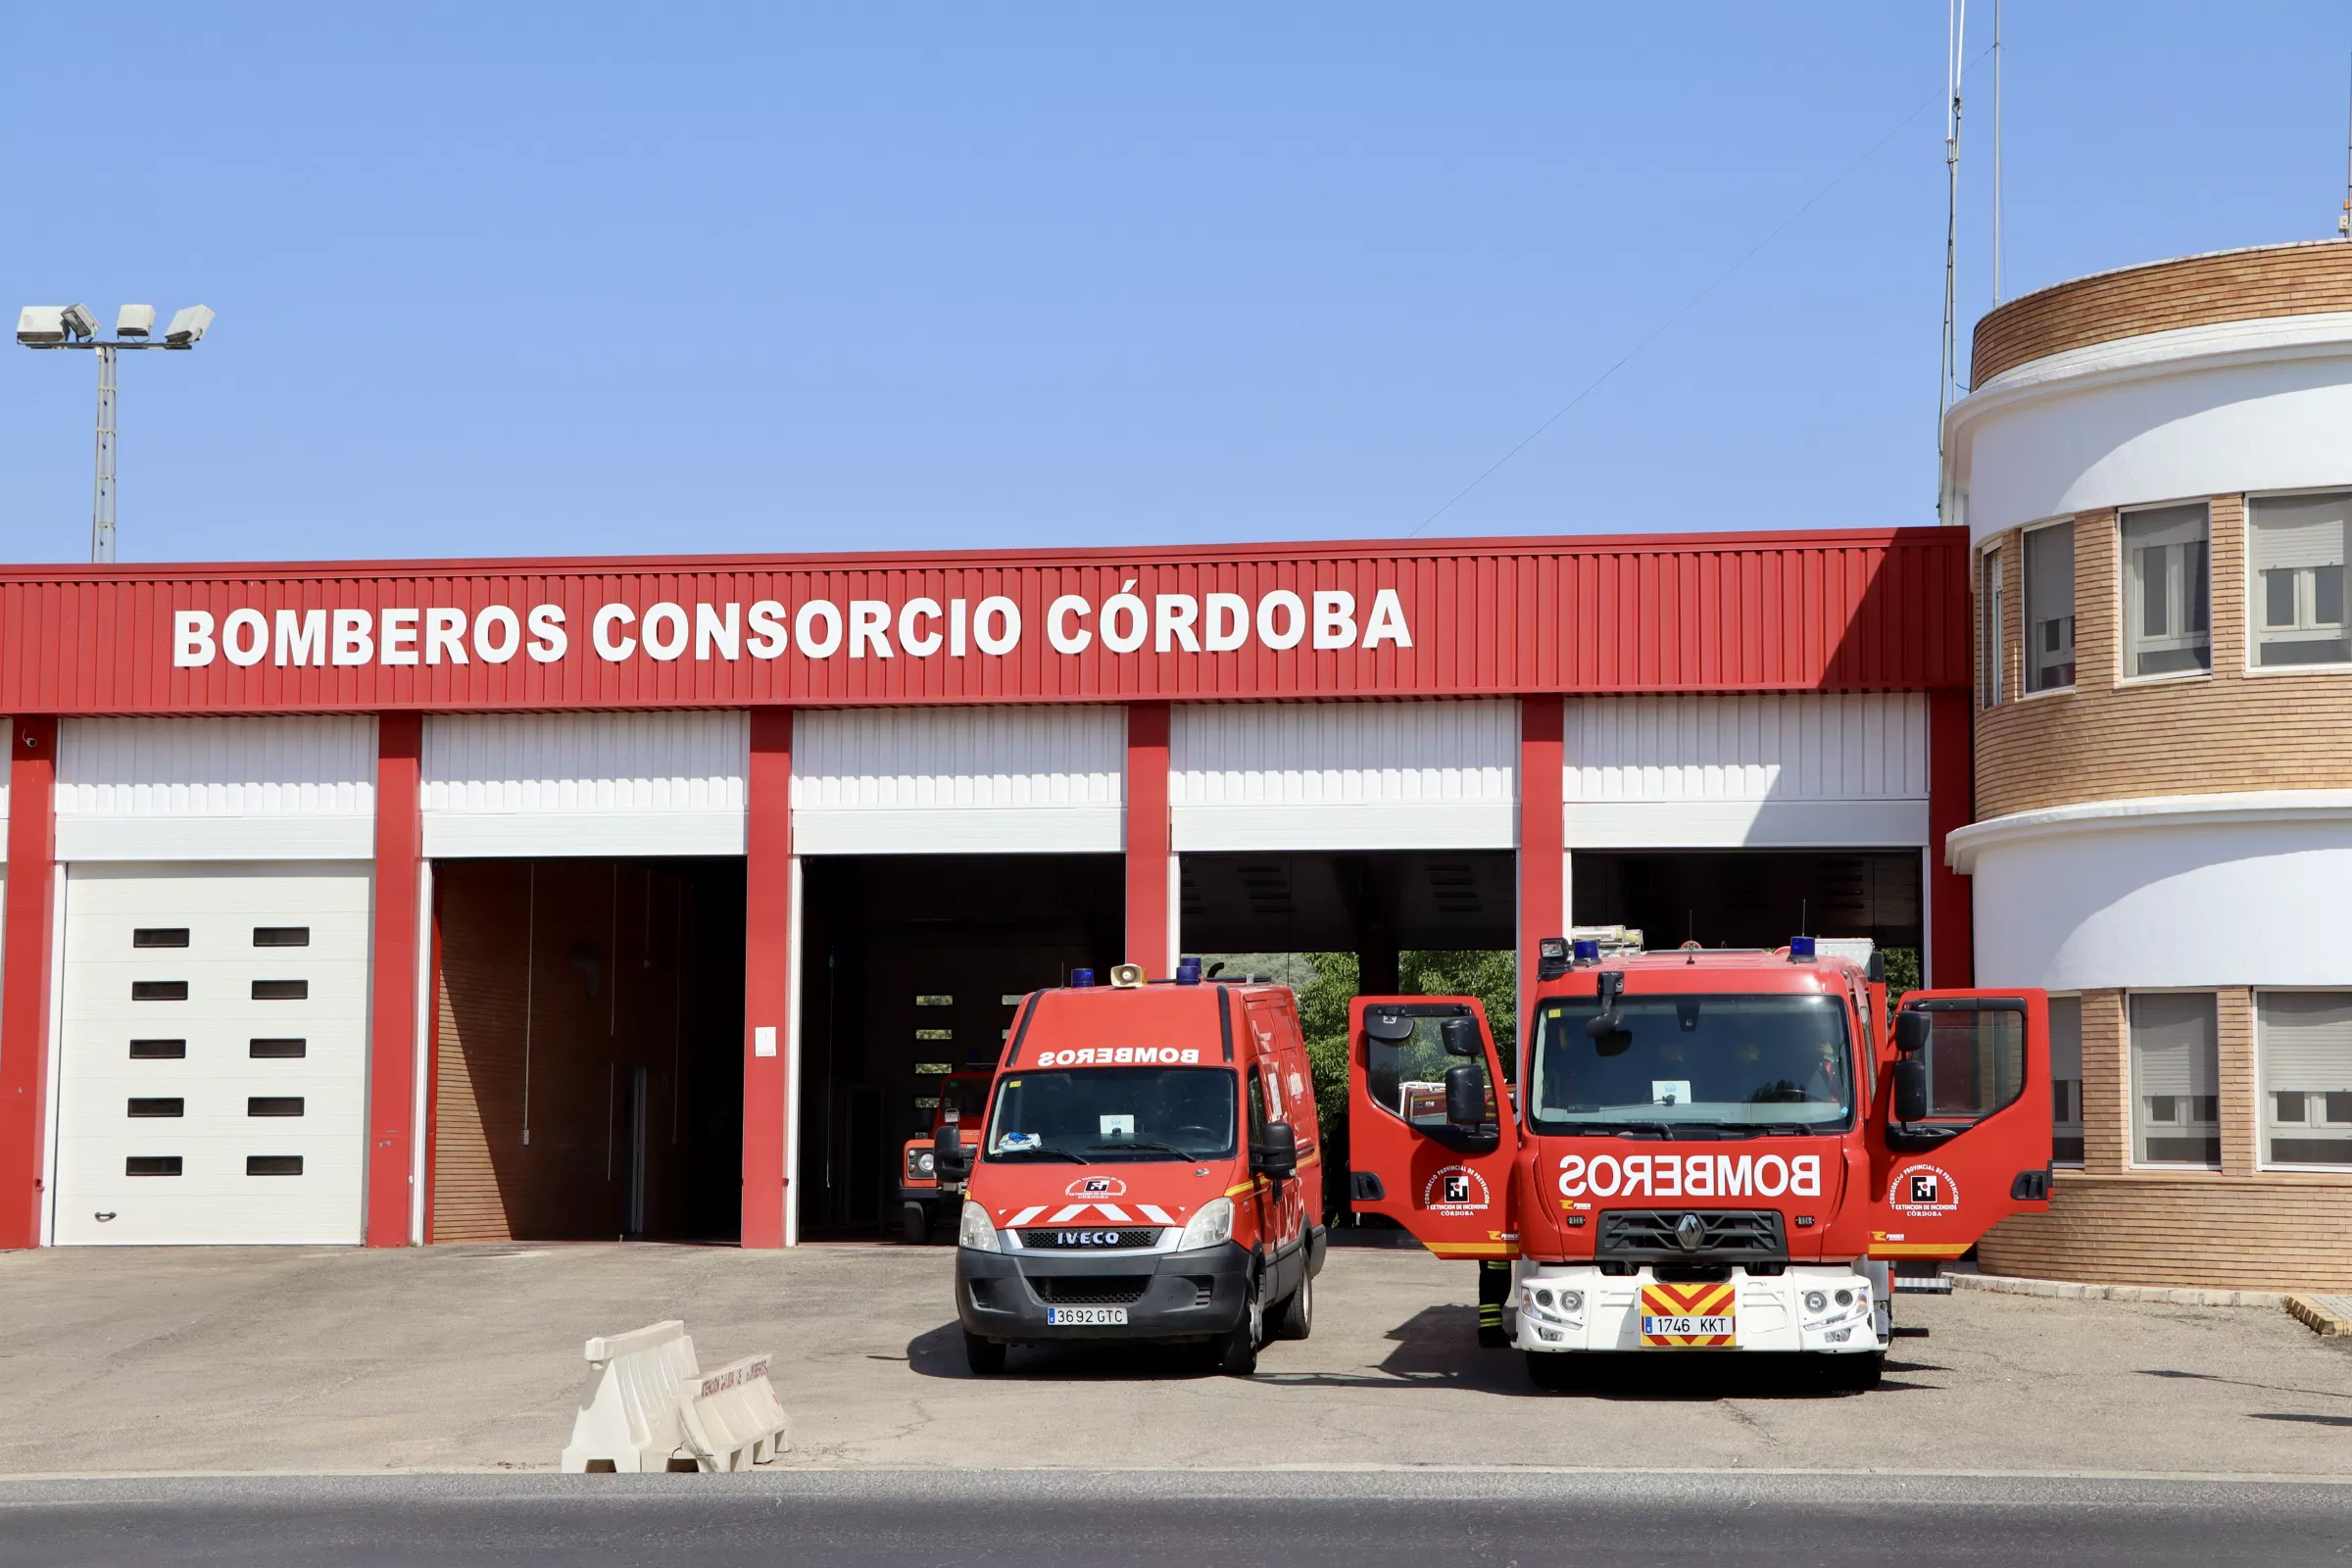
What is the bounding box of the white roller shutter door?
[52,862,371,1246]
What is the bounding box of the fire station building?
[0,531,1970,1251]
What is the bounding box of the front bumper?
[956,1239,1252,1344]
[1512,1263,1884,1354]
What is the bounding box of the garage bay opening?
[797,854,1123,1240]
[430,858,746,1245]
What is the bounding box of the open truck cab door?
[1345,996,1521,1261]
[1869,989,2056,1262]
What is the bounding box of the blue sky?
[3,3,2348,564]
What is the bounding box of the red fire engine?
[1347,933,2053,1390]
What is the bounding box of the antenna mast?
[2339,54,2351,238]
[1938,0,1968,505]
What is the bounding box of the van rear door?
[1869,989,2055,1260]
[1345,997,1519,1260]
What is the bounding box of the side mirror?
[1253,1120,1298,1180]
[1894,1010,1933,1055]
[1440,1016,1481,1057]
[933,1122,967,1179]
[1445,1062,1486,1128]
[1585,970,1626,1041]
[1892,1056,1929,1123]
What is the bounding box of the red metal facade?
[0,528,1966,714]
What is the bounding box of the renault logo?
[1674,1213,1706,1251]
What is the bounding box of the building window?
[2122,504,2211,677]
[2049,995,2082,1166]
[2248,492,2350,668]
[2023,522,2075,692]
[1981,547,2004,707]
[2258,991,2352,1167]
[2130,993,2220,1167]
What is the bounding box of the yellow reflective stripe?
[1426,1242,1520,1258]
[1224,1180,1258,1199]
[1868,1243,1972,1257]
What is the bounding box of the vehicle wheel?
[901,1201,930,1247]
[1826,1351,1884,1393]
[1524,1351,1580,1392]
[1216,1269,1265,1375]
[1268,1269,1313,1342]
[963,1331,1006,1375]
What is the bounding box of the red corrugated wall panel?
[0,527,1967,713]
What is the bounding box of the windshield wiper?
[1087,1139,1196,1157]
[994,1145,1091,1163]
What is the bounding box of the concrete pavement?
[0,1240,2347,1477]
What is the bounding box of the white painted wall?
[1170,700,1515,851]
[1951,313,2352,542]
[791,706,1123,854]
[1562,694,1929,849]
[422,710,748,857]
[57,717,376,861]
[1954,793,2352,990]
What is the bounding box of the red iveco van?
[953,959,1324,1376]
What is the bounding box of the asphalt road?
[3,1469,2348,1567]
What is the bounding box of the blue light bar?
[1175,956,1203,985]
[1789,936,1817,960]
[1070,968,1097,988]
[1572,939,1600,962]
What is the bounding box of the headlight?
[1177,1197,1234,1250]
[1558,1290,1584,1313]
[1803,1290,1830,1314]
[1835,1289,1853,1307]
[1533,1288,1553,1308]
[906,1149,936,1179]
[957,1200,1000,1252]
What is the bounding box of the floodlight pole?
[92,344,118,564]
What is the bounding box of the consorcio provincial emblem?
[1423,1165,1490,1213]
[1887,1163,1960,1217]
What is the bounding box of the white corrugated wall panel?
[1563,694,1930,848]
[422,710,749,857]
[56,717,377,861]
[792,706,1123,854]
[1171,701,1517,851]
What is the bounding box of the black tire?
[1216,1267,1266,1375]
[901,1201,930,1247]
[1525,1350,1580,1392]
[1267,1269,1313,1342]
[963,1331,1006,1375]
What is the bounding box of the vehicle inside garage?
[430,858,745,1245]
[796,854,1124,1239]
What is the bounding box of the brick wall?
[1972,241,2352,386]
[1973,494,2352,820]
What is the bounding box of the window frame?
[2125,988,2223,1172]
[2019,518,2077,698]
[2243,487,2352,677]
[2253,987,2352,1173]
[2118,502,2214,685]
[2046,992,2084,1169]
[1980,544,2005,709]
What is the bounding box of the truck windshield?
[1528,992,1853,1133]
[984,1068,1237,1162]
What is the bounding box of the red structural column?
[366,713,423,1247]
[742,707,794,1250]
[0,718,58,1250]
[1517,696,1566,1048]
[1926,686,1975,988]
[1124,702,1173,976]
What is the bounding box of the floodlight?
[116,305,155,338]
[164,304,213,345]
[17,306,66,345]
[59,304,97,339]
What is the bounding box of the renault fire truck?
[1347,933,2053,1390]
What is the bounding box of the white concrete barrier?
[676,1352,792,1472]
[560,1319,702,1473]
